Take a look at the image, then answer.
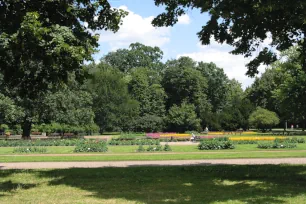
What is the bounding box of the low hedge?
[0,139,85,147]
[108,139,160,146]
[13,146,47,153]
[257,141,297,149]
[198,139,235,150]
[137,144,172,152]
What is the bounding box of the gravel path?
[2,158,306,169]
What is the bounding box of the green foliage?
[166,102,201,133]
[198,139,235,150]
[87,65,139,132]
[153,0,306,76]
[108,139,160,146]
[0,0,127,137]
[0,139,83,147]
[132,114,164,133]
[13,147,47,153]
[103,43,164,73]
[257,141,297,149]
[137,145,145,152]
[272,48,306,126]
[163,144,172,151]
[74,140,108,153]
[249,107,280,131]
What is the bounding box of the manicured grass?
[1,144,306,162]
[1,165,306,203]
[2,143,306,154]
[2,150,306,162]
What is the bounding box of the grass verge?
[1,165,306,203]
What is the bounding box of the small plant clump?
[198,139,235,150]
[163,144,172,151]
[137,144,172,152]
[108,139,160,146]
[257,141,297,149]
[13,147,47,153]
[74,140,108,152]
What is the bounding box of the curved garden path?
[2,158,306,169]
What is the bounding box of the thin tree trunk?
[22,120,32,140]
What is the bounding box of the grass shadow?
[32,165,306,203]
[0,180,37,197]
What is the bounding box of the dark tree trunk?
[22,120,32,140]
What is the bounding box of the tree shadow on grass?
[0,180,37,197]
[29,165,306,203]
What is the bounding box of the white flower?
[27,148,29,151]
[281,145,284,147]
[88,148,90,150]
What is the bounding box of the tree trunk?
[22,121,32,140]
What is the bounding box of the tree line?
[3,41,301,134]
[1,0,305,138]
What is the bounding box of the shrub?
[13,147,47,153]
[164,144,172,151]
[74,140,108,152]
[137,145,145,152]
[198,139,235,150]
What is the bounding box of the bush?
[257,141,297,149]
[137,145,145,152]
[13,146,47,153]
[74,140,108,152]
[198,139,235,150]
[163,144,172,151]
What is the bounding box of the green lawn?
[1,165,306,203]
[1,143,306,162]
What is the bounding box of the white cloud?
[177,14,191,25]
[177,39,268,89]
[97,5,171,50]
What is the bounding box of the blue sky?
[93,0,268,88]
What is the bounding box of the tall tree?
[87,63,139,132]
[196,62,229,112]
[153,0,306,75]
[163,57,211,128]
[246,68,281,114]
[103,43,164,73]
[273,47,306,129]
[0,0,127,138]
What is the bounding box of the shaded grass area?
[1,165,306,203]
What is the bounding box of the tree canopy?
[0,0,127,138]
[152,0,306,76]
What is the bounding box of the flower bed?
[146,132,191,139]
[229,137,286,141]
